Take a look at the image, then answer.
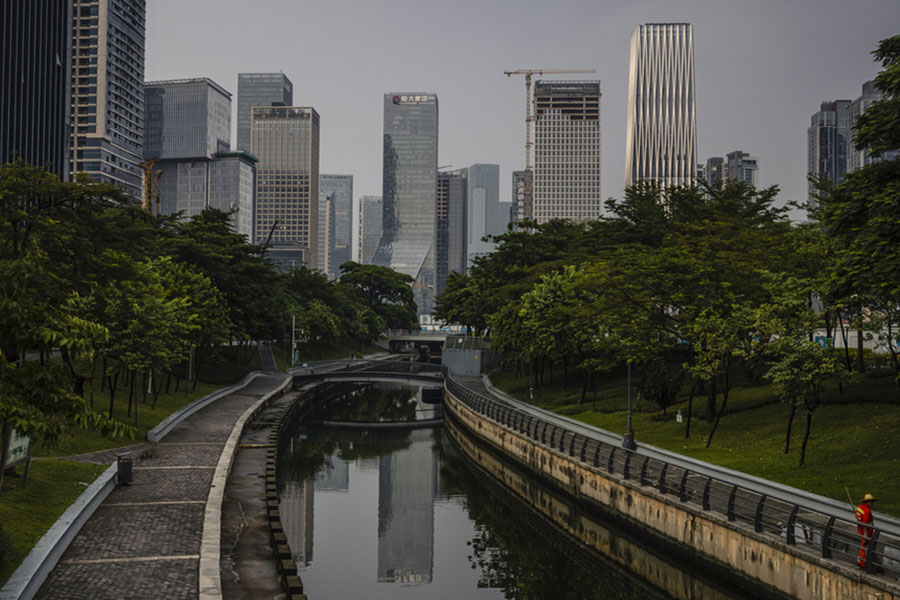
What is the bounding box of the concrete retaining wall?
[443,385,900,600]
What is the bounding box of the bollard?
[116,452,133,485]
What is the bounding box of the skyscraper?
[375,93,438,316]
[807,100,850,205]
[466,164,505,266]
[317,190,335,276]
[848,80,899,172]
[143,78,255,238]
[144,78,231,161]
[1,0,72,180]
[236,73,293,153]
[626,23,697,189]
[359,195,383,264]
[725,151,759,188]
[70,0,146,197]
[252,106,319,271]
[704,156,725,190]
[319,174,354,278]
[533,81,602,223]
[436,169,467,296]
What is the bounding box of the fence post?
[702,477,712,511]
[866,530,881,575]
[786,505,799,544]
[623,452,633,480]
[754,494,767,533]
[568,435,576,457]
[727,485,738,521]
[593,444,602,467]
[607,447,617,473]
[640,456,650,486]
[658,463,668,494]
[821,516,836,559]
[679,470,690,502]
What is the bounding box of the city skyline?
[144,0,899,221]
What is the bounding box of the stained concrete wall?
[443,386,900,600]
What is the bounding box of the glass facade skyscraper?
[466,164,504,266]
[436,169,467,296]
[144,78,231,160]
[510,170,532,227]
[1,0,72,180]
[533,81,602,222]
[360,195,383,264]
[237,73,293,153]
[807,100,850,206]
[252,106,319,271]
[375,93,438,315]
[70,0,146,197]
[626,23,697,189]
[319,174,354,278]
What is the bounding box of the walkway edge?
[147,371,266,442]
[198,374,292,600]
[0,462,118,600]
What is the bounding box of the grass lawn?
[0,350,262,587]
[489,368,900,517]
[0,459,108,586]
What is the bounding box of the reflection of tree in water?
[437,434,674,600]
[278,427,413,485]
[314,382,420,422]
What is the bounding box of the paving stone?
[150,443,223,467]
[107,468,213,503]
[62,503,204,559]
[35,558,198,600]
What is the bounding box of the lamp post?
[622,361,637,450]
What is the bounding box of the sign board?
[4,428,30,468]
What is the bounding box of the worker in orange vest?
[855,493,877,569]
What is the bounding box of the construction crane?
[504,69,596,170]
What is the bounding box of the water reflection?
[276,383,764,599]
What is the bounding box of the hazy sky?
[146,0,899,225]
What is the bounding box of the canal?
[276,381,767,600]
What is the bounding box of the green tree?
[339,262,416,329]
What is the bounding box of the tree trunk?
[580,369,588,404]
[705,376,730,448]
[685,380,697,439]
[784,403,796,454]
[857,326,866,373]
[107,370,118,417]
[799,410,813,467]
[562,357,569,391]
[837,310,852,371]
[705,378,717,422]
[126,370,135,418]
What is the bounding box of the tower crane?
[504,69,596,170]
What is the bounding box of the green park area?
[492,368,900,518]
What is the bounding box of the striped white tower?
[625,23,697,189]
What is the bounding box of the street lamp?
[622,361,637,450]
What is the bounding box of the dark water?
[276,383,761,600]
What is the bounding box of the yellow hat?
[861,493,878,503]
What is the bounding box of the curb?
[198,375,293,600]
[0,463,118,600]
[0,371,271,600]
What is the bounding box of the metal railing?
[445,374,900,580]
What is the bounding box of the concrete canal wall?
[443,385,900,600]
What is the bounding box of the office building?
[704,156,724,190]
[725,151,759,188]
[510,170,532,226]
[317,190,335,277]
[359,195,383,264]
[252,106,319,271]
[143,78,254,238]
[320,174,353,278]
[808,100,851,205]
[144,78,230,160]
[374,93,438,315]
[1,0,72,180]
[533,81,602,223]
[626,23,697,189]
[436,169,467,296]
[236,73,293,153]
[69,0,146,197]
[466,164,506,266]
[848,81,899,172]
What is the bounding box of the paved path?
[35,370,289,600]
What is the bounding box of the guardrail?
[445,374,900,580]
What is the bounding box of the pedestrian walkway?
[34,368,289,600]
